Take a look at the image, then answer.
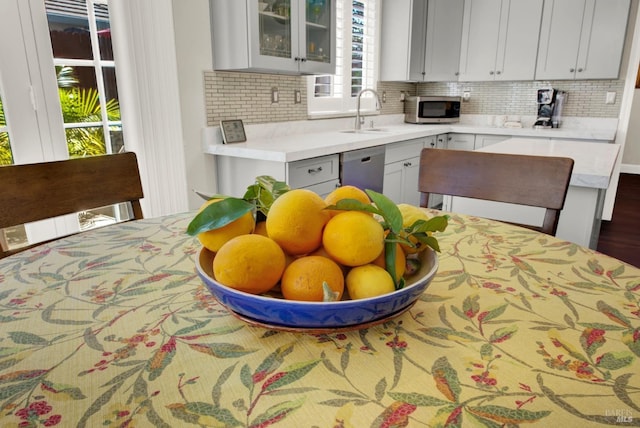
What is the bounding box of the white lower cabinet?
[474,134,510,148]
[447,133,476,150]
[383,138,429,206]
[215,154,340,198]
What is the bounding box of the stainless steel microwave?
[404,96,461,124]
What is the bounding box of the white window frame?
[49,0,122,155]
[307,0,380,118]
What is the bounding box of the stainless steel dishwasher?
[340,146,385,193]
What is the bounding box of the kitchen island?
[203,115,617,197]
[204,116,619,247]
[463,138,620,249]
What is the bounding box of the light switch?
[605,91,616,104]
[271,87,279,103]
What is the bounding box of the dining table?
[0,209,638,427]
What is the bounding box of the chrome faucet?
[355,88,382,131]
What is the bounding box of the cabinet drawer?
[287,154,339,189]
[385,138,425,164]
[302,179,341,198]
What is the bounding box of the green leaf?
[407,216,449,234]
[384,240,399,286]
[597,300,632,328]
[250,397,305,427]
[432,356,462,403]
[387,391,450,407]
[622,328,640,357]
[421,327,482,342]
[366,190,403,233]
[188,343,257,359]
[479,304,508,323]
[414,234,441,252]
[327,198,381,214]
[489,325,518,344]
[186,198,254,236]
[466,405,551,424]
[262,360,320,392]
[8,331,49,346]
[596,351,634,370]
[185,402,243,427]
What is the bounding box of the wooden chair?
[418,148,574,236]
[0,152,144,258]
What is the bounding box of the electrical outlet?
[382,91,387,103]
[294,90,301,104]
[271,87,279,103]
[605,91,616,105]
[462,91,471,102]
[400,91,405,101]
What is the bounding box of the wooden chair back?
[0,152,144,258]
[418,148,574,236]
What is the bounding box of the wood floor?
[597,173,640,268]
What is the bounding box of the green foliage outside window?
[0,99,12,165]
[0,66,120,165]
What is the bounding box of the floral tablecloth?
[0,211,639,427]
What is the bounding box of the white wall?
[624,89,640,171]
[172,0,217,210]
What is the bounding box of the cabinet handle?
[308,166,323,174]
[403,161,412,167]
[300,57,307,62]
[430,142,435,147]
[294,57,300,62]
[570,68,575,73]
[454,71,459,76]
[577,68,583,72]
[489,70,494,75]
[496,70,501,75]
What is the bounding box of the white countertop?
[477,138,620,189]
[203,115,618,163]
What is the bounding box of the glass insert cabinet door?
[251,0,334,73]
[258,0,293,60]
[305,0,332,68]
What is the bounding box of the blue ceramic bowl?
[196,247,438,331]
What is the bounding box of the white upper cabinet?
[536,0,630,80]
[380,0,463,82]
[210,0,335,75]
[458,0,543,82]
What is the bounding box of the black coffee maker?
[534,88,567,129]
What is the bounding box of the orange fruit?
[281,256,345,302]
[346,264,395,300]
[212,234,285,294]
[310,245,349,275]
[197,199,255,252]
[373,243,406,279]
[322,211,385,266]
[324,185,371,217]
[266,189,331,255]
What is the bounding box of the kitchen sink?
[340,128,389,133]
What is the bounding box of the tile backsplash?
[204,70,623,125]
[417,80,625,117]
[204,71,308,126]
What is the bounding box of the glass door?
[46,0,130,231]
[251,0,298,71]
[0,0,131,252]
[303,0,334,73]
[259,0,293,59]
